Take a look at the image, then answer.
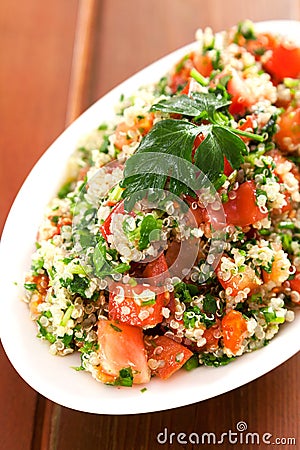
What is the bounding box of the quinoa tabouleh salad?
[24,20,300,387]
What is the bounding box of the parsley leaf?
[194,128,224,182]
[93,242,130,277]
[150,92,231,120]
[203,294,217,315]
[138,215,162,251]
[208,126,246,167]
[150,94,203,116]
[135,118,200,161]
[121,90,261,203]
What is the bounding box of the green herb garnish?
[184,354,200,371]
[121,91,266,207]
[114,367,134,387]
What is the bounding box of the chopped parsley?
[138,215,162,250]
[24,282,37,291]
[183,305,215,329]
[114,367,134,387]
[200,353,235,367]
[174,282,199,303]
[203,294,217,315]
[60,274,89,297]
[57,180,73,199]
[184,354,200,371]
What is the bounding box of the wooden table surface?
[1,1,299,449]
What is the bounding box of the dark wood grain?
[53,354,299,450]
[1,0,299,449]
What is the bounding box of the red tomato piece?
[202,321,221,351]
[100,200,135,240]
[224,157,234,176]
[100,201,124,240]
[25,273,49,295]
[227,72,254,116]
[169,51,212,93]
[142,253,169,279]
[221,310,248,355]
[237,115,256,142]
[169,55,193,93]
[289,274,300,294]
[262,248,289,286]
[223,181,268,227]
[244,33,277,60]
[192,53,213,77]
[275,107,300,152]
[114,114,154,150]
[108,283,170,327]
[96,319,150,384]
[264,43,300,82]
[183,194,209,227]
[146,335,193,379]
[216,258,261,297]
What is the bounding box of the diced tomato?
[275,107,300,152]
[221,310,248,355]
[108,283,170,327]
[216,258,261,297]
[289,273,300,294]
[114,122,136,149]
[202,321,221,351]
[165,240,181,269]
[237,115,256,142]
[264,43,300,82]
[223,181,268,227]
[114,113,154,150]
[241,33,277,61]
[224,157,234,176]
[77,166,90,181]
[146,335,193,379]
[227,72,254,116]
[262,248,289,286]
[180,77,206,96]
[54,217,72,235]
[169,51,212,94]
[29,274,49,295]
[180,78,193,95]
[143,253,169,279]
[169,55,193,93]
[183,194,209,227]
[192,53,213,77]
[37,215,72,241]
[100,200,134,240]
[272,192,293,215]
[96,319,150,384]
[268,149,300,184]
[29,293,44,318]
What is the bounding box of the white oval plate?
[1,20,300,415]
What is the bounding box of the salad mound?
[24,20,300,387]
